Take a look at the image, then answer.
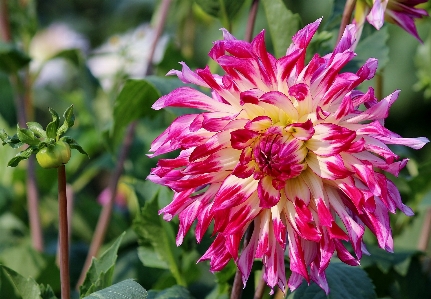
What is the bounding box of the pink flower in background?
[147,19,428,294]
[357,0,428,41]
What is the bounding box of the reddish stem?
[58,165,70,299]
[253,270,266,299]
[244,0,259,43]
[337,0,356,43]
[0,0,44,252]
[418,208,431,251]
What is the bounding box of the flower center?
[231,128,308,185]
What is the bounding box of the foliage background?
[0,0,431,298]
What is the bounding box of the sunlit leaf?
[1,265,41,299]
[287,262,376,299]
[83,279,147,299]
[112,79,160,143]
[133,190,185,286]
[17,126,40,146]
[147,285,193,299]
[79,232,125,298]
[261,0,301,58]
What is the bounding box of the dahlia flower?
[356,0,428,41]
[147,19,428,293]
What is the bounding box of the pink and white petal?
[286,222,310,282]
[245,116,273,132]
[212,175,258,212]
[152,87,233,113]
[256,210,271,257]
[310,262,329,295]
[285,199,321,242]
[263,234,287,294]
[306,152,351,180]
[346,90,399,123]
[306,123,356,156]
[334,23,358,54]
[285,176,311,205]
[334,239,360,266]
[238,220,260,286]
[251,30,276,85]
[287,18,322,55]
[176,199,202,246]
[224,193,261,235]
[167,62,210,87]
[198,235,232,271]
[258,176,281,208]
[230,129,259,150]
[240,88,264,105]
[326,187,365,259]
[183,148,240,175]
[386,179,414,216]
[366,0,388,30]
[190,130,232,161]
[286,120,315,141]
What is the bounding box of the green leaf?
[112,79,160,142]
[39,284,58,299]
[0,42,31,73]
[195,0,246,21]
[133,190,185,286]
[137,246,169,269]
[61,136,89,157]
[287,262,376,299]
[261,0,301,58]
[0,130,23,148]
[26,122,47,138]
[83,279,147,299]
[414,30,431,99]
[17,126,40,146]
[79,232,125,297]
[46,108,60,139]
[360,245,417,276]
[147,285,193,299]
[354,26,389,71]
[57,105,75,138]
[8,147,34,167]
[0,265,42,299]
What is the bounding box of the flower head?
[356,0,428,41]
[148,19,428,294]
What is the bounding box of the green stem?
[58,165,70,299]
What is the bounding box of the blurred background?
[0,0,430,298]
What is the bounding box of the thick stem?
[337,0,356,43]
[375,72,383,101]
[244,0,259,43]
[1,0,44,252]
[58,165,70,299]
[253,270,266,299]
[27,156,44,251]
[418,208,431,251]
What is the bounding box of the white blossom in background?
[29,23,89,86]
[87,24,169,91]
